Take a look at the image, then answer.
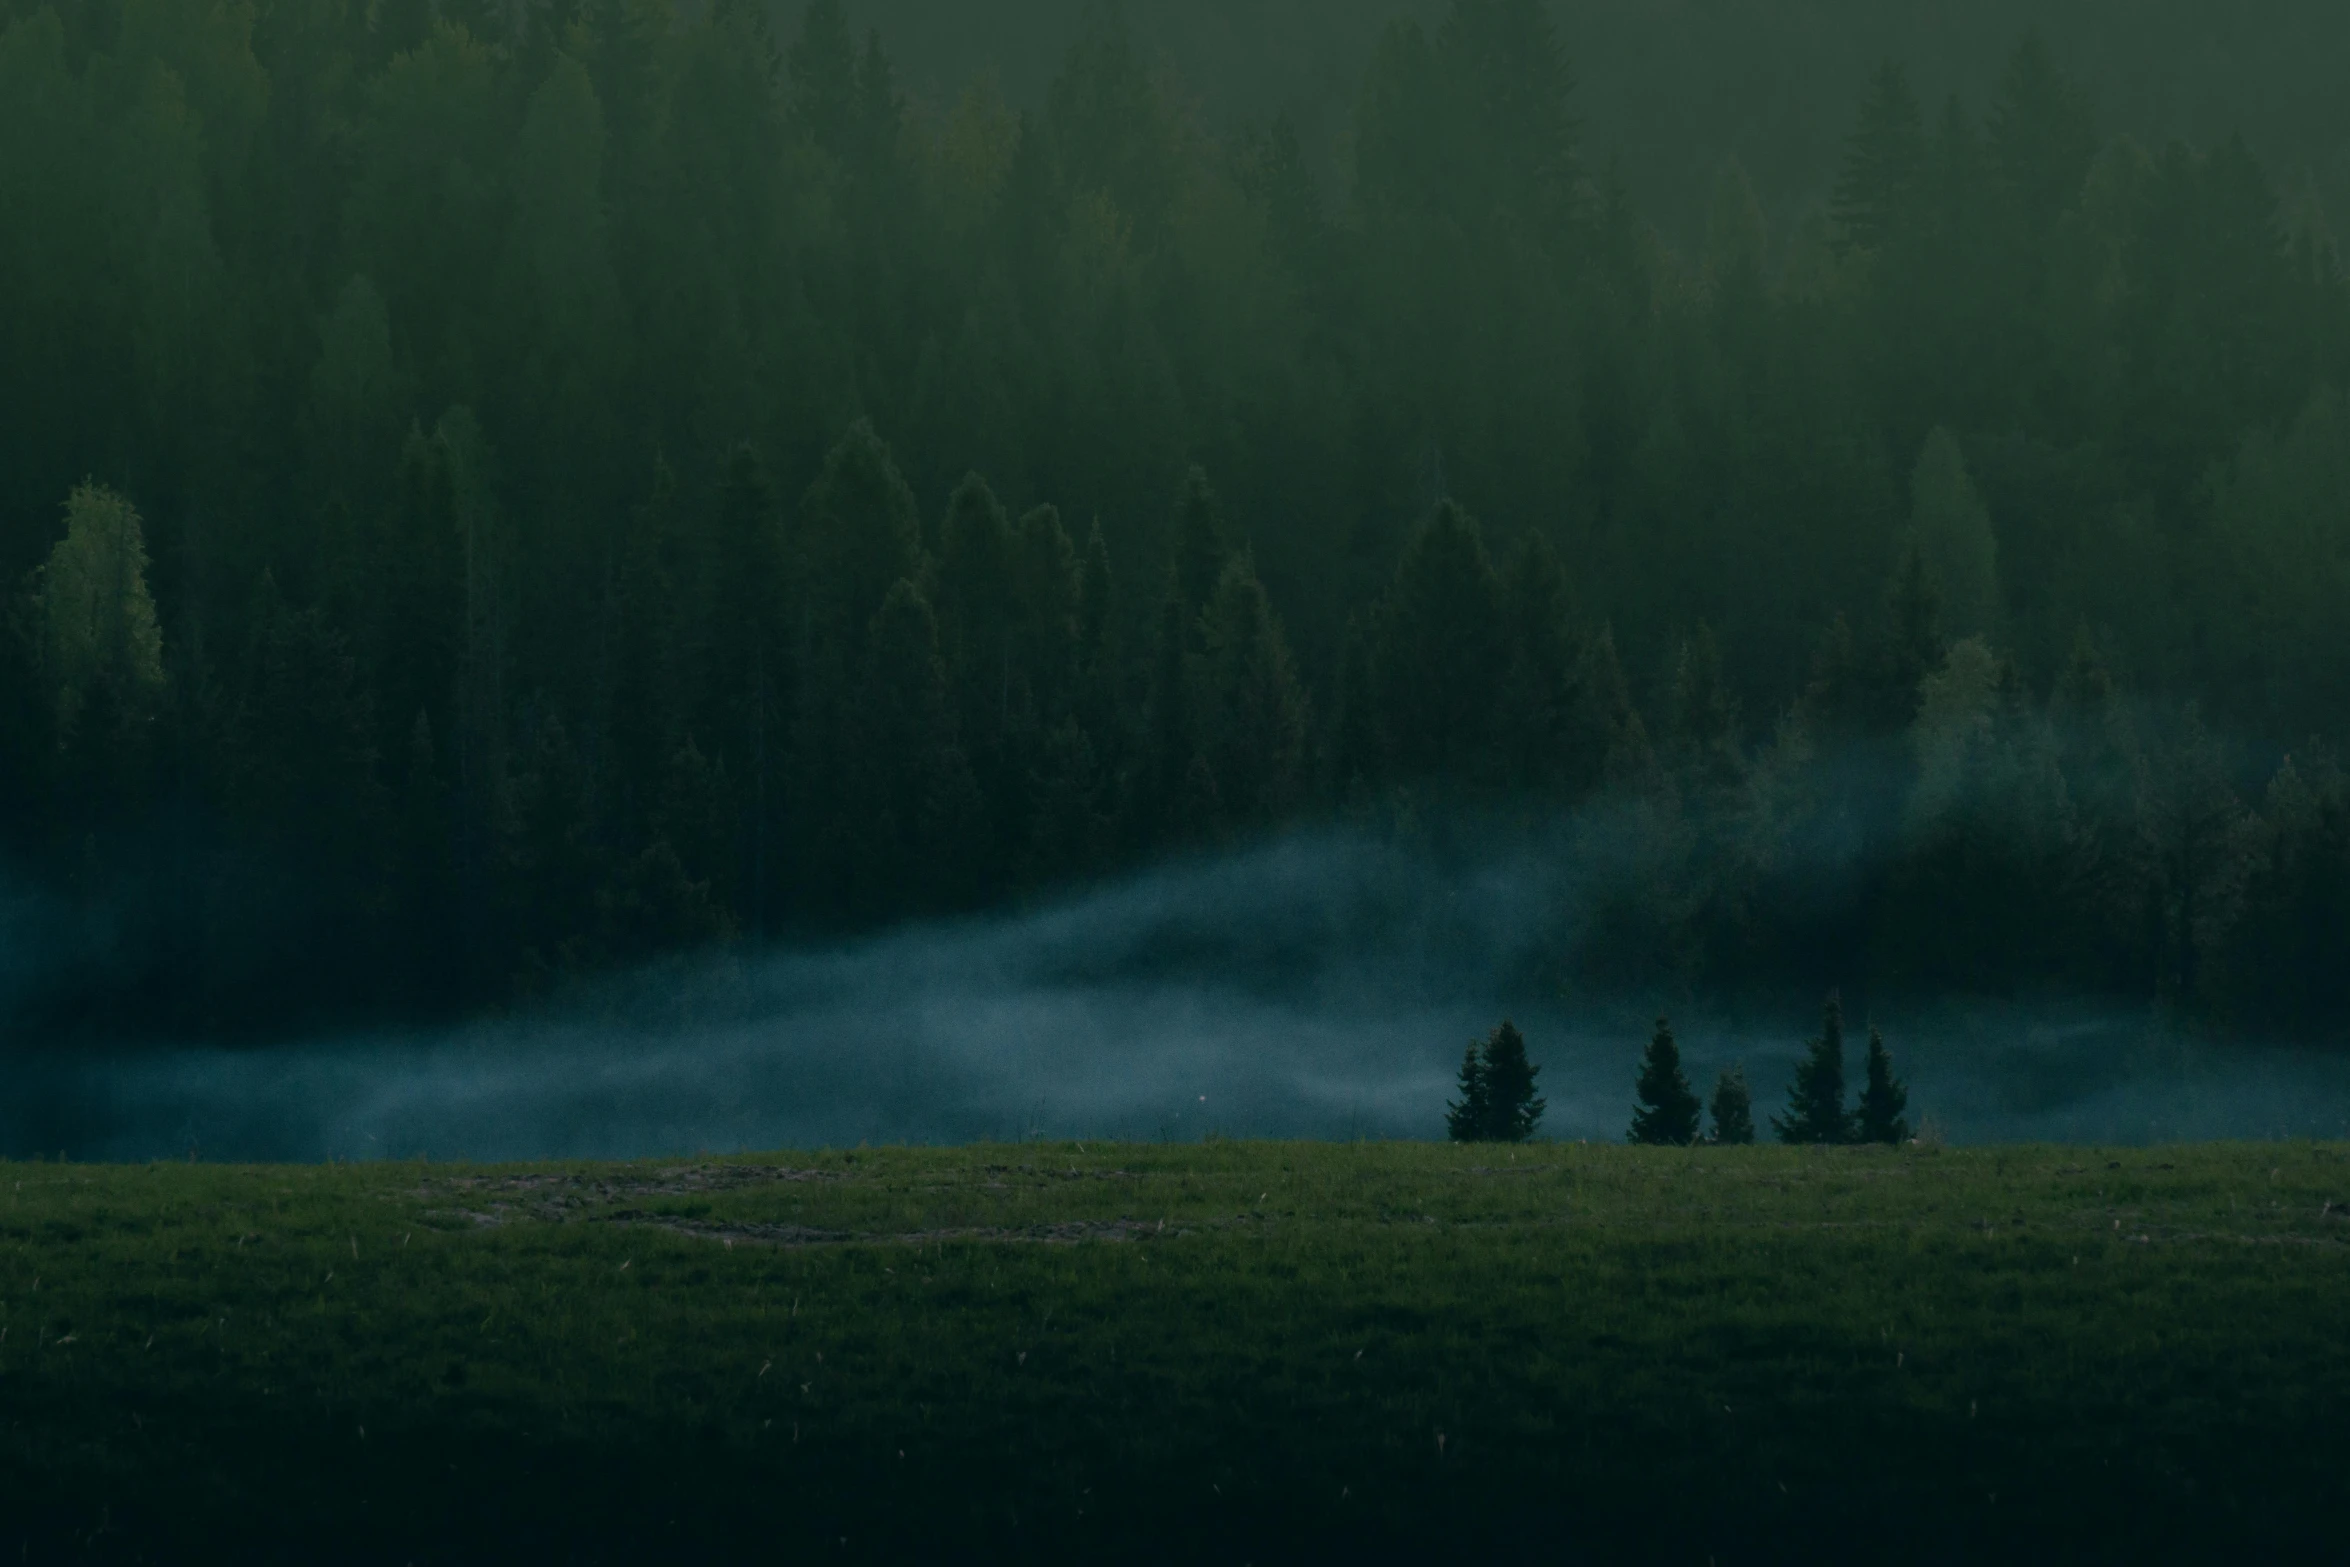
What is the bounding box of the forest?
[4,0,2350,1040]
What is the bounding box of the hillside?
[6,0,2350,1040]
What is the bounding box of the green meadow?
[4,1141,2345,1563]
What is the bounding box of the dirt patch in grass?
[414,1162,845,1223]
[606,1213,1166,1248]
[430,1162,843,1199]
[417,1162,1169,1246]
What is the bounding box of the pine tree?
[1196,552,1308,828]
[1831,63,1925,253]
[1024,717,1107,885]
[1480,1020,1546,1142]
[937,471,1017,761]
[1076,519,1114,665]
[1709,1065,1755,1145]
[1774,992,1853,1144]
[1046,3,1177,237]
[798,421,924,657]
[311,275,401,502]
[1445,1039,1489,1143]
[1171,465,1230,623]
[787,0,859,157]
[1855,1026,1911,1143]
[1146,594,1195,838]
[1494,531,1581,796]
[1576,624,1655,788]
[938,474,1014,669]
[0,590,49,839]
[227,570,381,842]
[1987,33,2097,241]
[710,443,785,933]
[1377,501,1504,783]
[1446,1021,1544,1142]
[1666,623,1739,787]
[1703,158,1769,301]
[1908,427,1999,638]
[1331,615,1384,805]
[857,578,976,912]
[1010,503,1080,712]
[2144,707,2246,1006]
[1628,1016,1702,1145]
[392,711,458,999]
[850,28,906,178]
[506,713,605,982]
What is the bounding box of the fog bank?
[4,830,2347,1161]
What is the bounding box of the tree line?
[3,0,2348,1039]
[1624,1000,1911,1149]
[1444,997,1908,1147]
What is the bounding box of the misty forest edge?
[6,0,2350,1046]
[1443,994,1909,1147]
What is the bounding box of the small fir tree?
[1774,992,1853,1144]
[1855,1026,1911,1143]
[1709,1065,1755,1145]
[1479,1020,1546,1142]
[1628,1016,1702,1145]
[1445,1040,1489,1143]
[1447,1020,1544,1142]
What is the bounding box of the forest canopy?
[3,0,2348,1040]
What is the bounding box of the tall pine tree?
[1628,1016,1702,1145]
[1447,1020,1545,1142]
[1445,1038,1489,1143]
[1775,993,1853,1144]
[1832,63,1925,253]
[1709,1065,1755,1145]
[1481,1020,1545,1142]
[1855,1026,1912,1143]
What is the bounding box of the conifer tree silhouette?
[1708,1065,1755,1145]
[1855,1026,1912,1143]
[1448,1020,1543,1142]
[1445,1040,1489,1143]
[1480,1020,1545,1142]
[1629,1017,1701,1145]
[1775,993,1853,1144]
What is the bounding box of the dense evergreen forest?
[849,0,2350,248]
[5,0,2350,1040]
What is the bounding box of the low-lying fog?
[5,829,2347,1162]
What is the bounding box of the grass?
[3,1138,2346,1563]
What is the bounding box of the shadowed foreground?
[3,1141,2344,1562]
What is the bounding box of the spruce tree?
[1171,465,1230,622]
[1908,428,1999,639]
[1445,1040,1489,1143]
[787,0,860,158]
[1855,1027,1911,1143]
[1494,531,1579,796]
[1076,520,1114,664]
[1628,1017,1702,1145]
[1869,542,1944,735]
[1709,1066,1755,1146]
[1774,993,1853,1144]
[1446,1021,1545,1142]
[1987,33,2097,240]
[1197,552,1308,827]
[1480,1020,1545,1142]
[1377,501,1503,782]
[1831,62,1926,253]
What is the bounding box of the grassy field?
[3,1139,2346,1563]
